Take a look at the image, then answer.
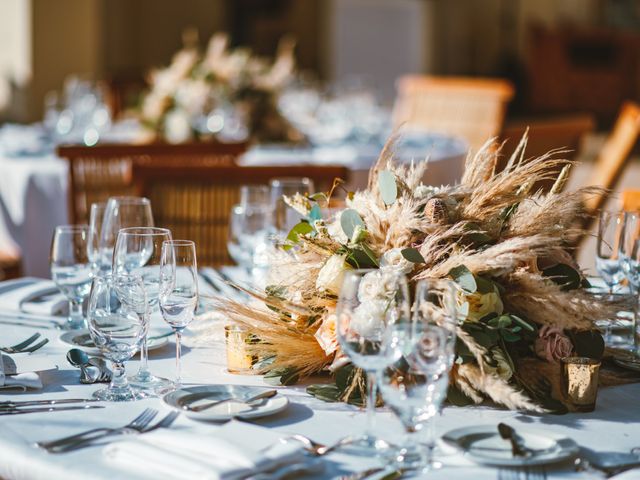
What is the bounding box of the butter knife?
[0,398,100,408]
[498,423,530,457]
[0,405,105,415]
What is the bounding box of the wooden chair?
[621,190,640,212]
[132,162,349,266]
[499,113,596,192]
[0,250,22,280]
[57,142,248,224]
[583,101,640,219]
[392,75,515,153]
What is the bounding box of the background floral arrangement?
[215,134,619,413]
[139,32,300,144]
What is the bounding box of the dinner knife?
[0,405,105,415]
[0,398,100,408]
[498,423,530,457]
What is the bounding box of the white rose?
[415,184,436,199]
[350,300,387,338]
[314,314,338,355]
[460,290,504,322]
[164,109,193,144]
[380,248,414,274]
[326,211,348,244]
[316,254,350,296]
[486,348,513,381]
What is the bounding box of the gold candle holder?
[561,357,601,412]
[224,325,257,374]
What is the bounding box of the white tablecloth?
[0,285,639,480]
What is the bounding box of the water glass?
[240,185,270,208]
[596,211,625,292]
[50,225,93,330]
[620,212,640,353]
[87,273,147,401]
[88,202,106,275]
[378,325,449,470]
[99,196,154,272]
[113,227,172,393]
[269,177,314,234]
[336,269,411,454]
[227,204,273,273]
[160,240,198,387]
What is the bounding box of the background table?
[0,302,639,479]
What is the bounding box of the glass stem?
[175,330,182,386]
[633,289,640,357]
[68,300,84,329]
[138,313,150,376]
[365,370,377,439]
[110,361,127,390]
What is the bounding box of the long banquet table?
[1,279,640,479]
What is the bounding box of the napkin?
[104,420,306,480]
[0,278,66,316]
[0,355,42,391]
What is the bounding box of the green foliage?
[286,221,314,245]
[264,367,299,386]
[542,263,582,291]
[308,204,323,223]
[447,384,475,406]
[378,170,398,206]
[449,265,477,293]
[340,209,365,238]
[401,247,426,264]
[570,330,605,359]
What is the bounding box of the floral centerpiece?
[214,134,617,413]
[139,33,300,144]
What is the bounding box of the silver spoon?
[66,349,100,384]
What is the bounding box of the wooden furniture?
[621,190,640,212]
[0,251,21,280]
[392,75,515,153]
[583,101,640,219]
[57,142,248,224]
[499,113,596,192]
[132,162,349,266]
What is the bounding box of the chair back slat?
[132,163,349,267]
[393,75,514,153]
[621,190,640,212]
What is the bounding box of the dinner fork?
[0,333,42,354]
[37,408,158,453]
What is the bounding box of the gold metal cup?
[224,325,257,374]
[561,356,601,412]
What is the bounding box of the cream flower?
[163,109,193,144]
[486,348,513,381]
[350,300,387,338]
[326,211,348,244]
[314,313,338,355]
[380,248,413,274]
[316,254,350,296]
[357,270,395,302]
[461,290,504,322]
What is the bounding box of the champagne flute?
[160,240,198,387]
[269,177,314,234]
[335,269,411,454]
[113,226,172,393]
[99,196,153,272]
[88,202,106,275]
[50,225,93,330]
[596,210,626,343]
[87,272,147,401]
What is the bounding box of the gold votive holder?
[224,325,257,374]
[561,356,601,412]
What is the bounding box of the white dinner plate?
[59,329,170,356]
[163,385,289,422]
[441,424,579,467]
[612,352,640,372]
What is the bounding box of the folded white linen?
[104,420,305,480]
[0,355,42,390]
[0,278,66,316]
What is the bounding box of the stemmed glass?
[113,227,173,393]
[159,240,198,388]
[596,211,626,342]
[269,177,314,234]
[335,269,411,454]
[227,204,273,274]
[88,202,106,275]
[378,325,449,470]
[50,225,93,330]
[99,196,154,272]
[240,185,270,207]
[87,273,147,401]
[620,212,640,353]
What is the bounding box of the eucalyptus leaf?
[510,314,535,332]
[286,221,314,244]
[401,247,426,264]
[475,276,497,294]
[449,265,477,293]
[378,170,398,206]
[340,209,365,238]
[308,204,322,223]
[542,263,582,291]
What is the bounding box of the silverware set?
[498,467,547,480]
[36,408,180,453]
[0,398,104,416]
[0,333,49,354]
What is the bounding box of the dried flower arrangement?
[139,32,299,144]
[213,133,619,413]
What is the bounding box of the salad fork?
[0,333,42,354]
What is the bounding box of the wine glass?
[378,325,449,470]
[620,212,640,353]
[413,278,458,469]
[596,210,626,343]
[99,196,154,272]
[227,204,273,274]
[50,225,93,330]
[335,269,411,454]
[240,185,270,207]
[269,177,314,234]
[113,227,172,393]
[87,273,147,401]
[159,240,198,387]
[88,202,106,275]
